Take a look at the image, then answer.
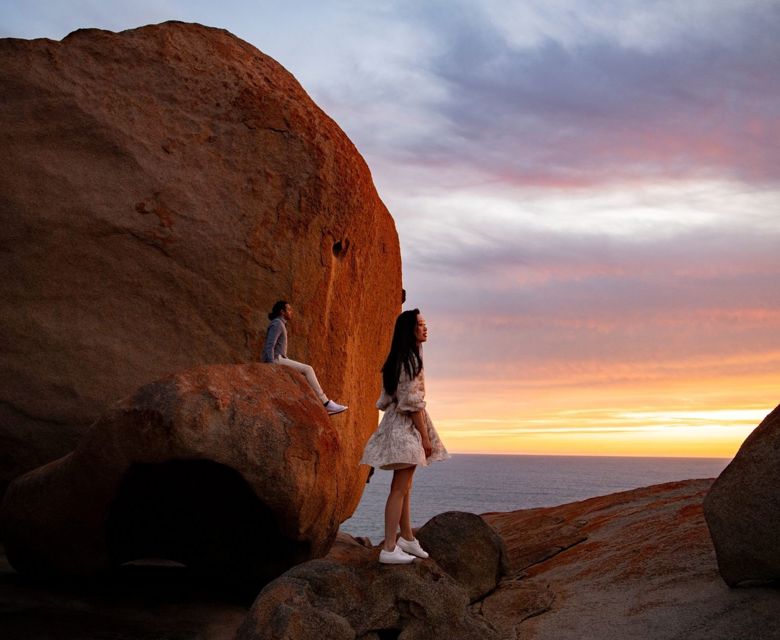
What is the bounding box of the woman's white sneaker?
[379,545,416,564]
[397,537,429,559]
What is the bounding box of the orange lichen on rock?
[481,480,780,639]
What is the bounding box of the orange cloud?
[425,357,777,458]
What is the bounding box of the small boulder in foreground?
[416,510,509,603]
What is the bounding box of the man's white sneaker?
[378,545,416,564]
[324,400,348,415]
[397,536,429,559]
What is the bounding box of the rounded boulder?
[704,403,780,586]
[416,511,509,602]
[1,364,349,583]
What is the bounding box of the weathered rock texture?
[237,532,500,640]
[0,21,401,502]
[416,511,509,603]
[0,364,348,583]
[3,481,779,639]
[704,404,780,586]
[482,480,780,640]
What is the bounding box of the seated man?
[262,300,347,416]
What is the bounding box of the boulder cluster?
[1,16,778,640]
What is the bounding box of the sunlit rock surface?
[483,479,780,640]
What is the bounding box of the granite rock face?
[236,532,501,640]
[0,363,348,583]
[704,404,780,586]
[416,511,509,603]
[0,21,401,501]
[482,480,780,640]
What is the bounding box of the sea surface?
[341,454,730,542]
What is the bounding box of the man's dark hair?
[268,300,288,320]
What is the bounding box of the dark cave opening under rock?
[106,459,306,585]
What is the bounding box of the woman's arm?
[396,369,432,456]
[410,410,432,457]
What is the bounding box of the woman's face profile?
[415,314,428,344]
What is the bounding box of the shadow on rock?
[0,364,345,587]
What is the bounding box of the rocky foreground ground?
[484,478,780,639]
[1,478,777,639]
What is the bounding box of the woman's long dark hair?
[268,300,288,320]
[382,309,423,395]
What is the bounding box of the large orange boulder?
[0,21,401,502]
[0,364,351,582]
[704,404,780,586]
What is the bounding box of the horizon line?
[444,451,733,460]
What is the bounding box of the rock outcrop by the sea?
[704,404,780,586]
[0,364,346,583]
[416,511,509,603]
[482,480,780,640]
[0,21,401,501]
[236,532,501,640]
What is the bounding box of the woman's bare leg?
[399,479,414,540]
[383,466,415,551]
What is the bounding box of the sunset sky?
[2,1,778,457]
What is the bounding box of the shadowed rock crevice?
[106,460,305,583]
[0,403,86,503]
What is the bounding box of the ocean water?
[341,454,731,542]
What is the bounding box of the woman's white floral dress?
[360,367,449,470]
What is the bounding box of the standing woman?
[361,309,449,564]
